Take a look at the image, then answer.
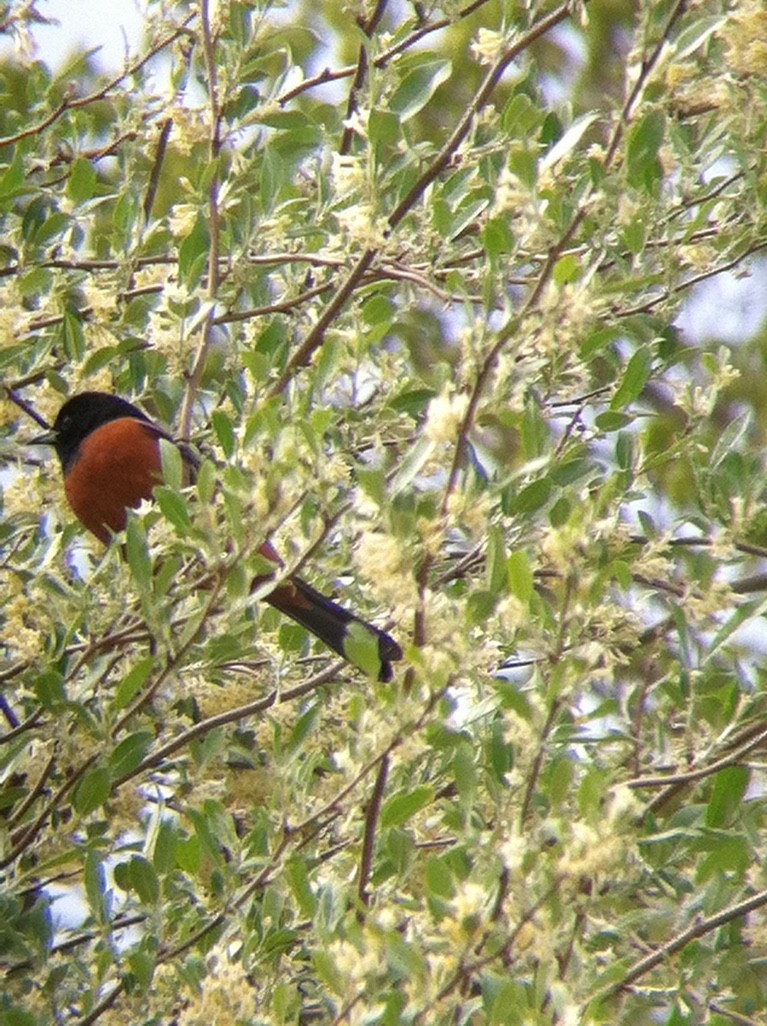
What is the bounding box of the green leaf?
[611,347,650,410]
[178,214,209,287]
[369,107,401,147]
[626,111,665,191]
[389,388,434,418]
[313,949,344,996]
[706,766,749,828]
[258,109,314,132]
[285,857,316,918]
[425,855,455,900]
[74,766,112,815]
[127,949,155,991]
[113,656,155,710]
[211,409,236,457]
[386,930,427,982]
[159,437,184,489]
[155,486,191,534]
[259,145,283,210]
[343,621,384,678]
[33,668,66,707]
[0,149,26,199]
[126,516,151,589]
[67,157,97,202]
[109,730,153,779]
[621,214,645,255]
[510,478,551,514]
[196,457,218,504]
[390,59,452,122]
[84,850,109,923]
[541,112,599,170]
[507,550,534,603]
[521,398,547,457]
[550,458,589,486]
[175,834,200,875]
[501,92,541,136]
[152,818,178,875]
[672,15,726,62]
[453,742,476,808]
[391,436,435,495]
[709,410,752,472]
[552,253,581,284]
[596,410,632,431]
[380,785,434,828]
[696,835,749,884]
[286,704,318,754]
[61,309,85,360]
[486,525,507,594]
[487,720,513,783]
[549,496,570,527]
[483,216,513,257]
[121,855,160,904]
[361,294,394,326]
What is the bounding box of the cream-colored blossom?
[471,27,507,65]
[331,152,366,196]
[423,388,469,444]
[335,202,389,249]
[723,8,767,77]
[355,530,415,605]
[341,107,369,138]
[0,294,33,348]
[679,242,716,271]
[168,202,200,239]
[684,578,736,624]
[177,946,260,1026]
[491,166,532,215]
[495,594,530,631]
[607,782,642,823]
[76,364,115,396]
[441,880,491,945]
[499,825,528,877]
[166,105,208,155]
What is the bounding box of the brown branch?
[179,0,221,440]
[603,0,689,170]
[143,117,173,222]
[276,0,494,107]
[592,884,767,1001]
[357,752,390,914]
[267,247,377,395]
[630,723,767,795]
[5,386,50,429]
[1,755,97,869]
[270,0,584,396]
[6,751,56,829]
[339,0,390,156]
[117,660,345,785]
[410,877,564,1024]
[613,239,767,319]
[0,15,196,149]
[389,0,582,230]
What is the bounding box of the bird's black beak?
[29,429,57,447]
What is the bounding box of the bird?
[32,391,402,681]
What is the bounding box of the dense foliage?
[2,0,767,1023]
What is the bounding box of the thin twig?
[357,752,390,914]
[179,0,221,439]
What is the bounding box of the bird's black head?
[33,392,150,471]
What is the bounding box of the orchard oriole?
[32,392,401,680]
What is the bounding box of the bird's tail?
[264,576,402,681]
